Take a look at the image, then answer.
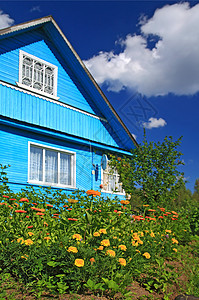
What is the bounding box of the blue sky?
[0,0,199,192]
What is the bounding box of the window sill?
[101,189,125,196]
[16,82,60,101]
[27,181,76,189]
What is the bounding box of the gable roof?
[0,15,138,150]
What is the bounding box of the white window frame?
[17,50,59,100]
[101,161,125,195]
[28,142,76,189]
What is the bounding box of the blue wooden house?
[0,16,137,196]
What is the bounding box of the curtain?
[30,146,43,181]
[60,153,71,185]
[45,150,58,184]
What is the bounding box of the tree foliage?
[109,133,184,207]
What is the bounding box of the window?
[28,143,76,188]
[102,162,124,194]
[17,50,58,99]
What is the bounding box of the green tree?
[109,133,184,208]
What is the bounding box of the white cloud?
[84,2,199,97]
[142,117,167,129]
[0,10,14,29]
[30,6,41,13]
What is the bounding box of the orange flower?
[90,257,95,265]
[27,225,33,228]
[67,246,78,253]
[171,211,178,215]
[19,198,29,203]
[172,238,179,244]
[63,205,68,208]
[93,232,100,237]
[68,218,78,221]
[28,232,34,236]
[86,190,101,197]
[120,200,130,205]
[173,248,178,252]
[118,244,127,251]
[72,234,82,241]
[143,204,149,207]
[46,204,53,207]
[67,199,78,203]
[15,210,27,213]
[148,209,156,212]
[2,195,9,198]
[158,216,164,219]
[44,236,51,241]
[143,252,151,259]
[101,239,110,247]
[106,250,115,257]
[26,216,30,218]
[9,198,16,201]
[24,239,33,246]
[43,222,48,227]
[36,212,45,216]
[118,258,126,266]
[74,259,84,267]
[98,246,104,250]
[99,229,107,234]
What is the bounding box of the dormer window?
[17,50,58,99]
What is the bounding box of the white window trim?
[101,161,125,195]
[28,142,76,189]
[17,50,59,101]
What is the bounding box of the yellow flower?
[136,250,141,253]
[118,244,127,251]
[172,238,179,244]
[93,232,100,237]
[143,204,149,207]
[74,259,84,267]
[139,231,144,237]
[28,232,34,236]
[143,252,151,259]
[132,240,139,247]
[44,236,51,241]
[68,199,78,203]
[99,229,107,234]
[129,257,132,262]
[98,246,104,250]
[72,234,82,241]
[165,230,172,233]
[173,248,178,252]
[21,256,28,260]
[17,238,24,244]
[113,236,117,239]
[106,249,116,257]
[150,232,155,238]
[138,239,143,245]
[101,239,110,247]
[24,239,33,246]
[120,200,130,205]
[90,257,95,265]
[67,246,78,253]
[118,258,126,266]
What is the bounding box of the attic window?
[17,50,58,99]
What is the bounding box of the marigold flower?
[36,212,45,216]
[63,205,68,208]
[172,238,179,244]
[166,212,171,215]
[171,211,177,215]
[44,236,51,241]
[118,258,126,266]
[43,222,48,226]
[32,203,37,205]
[106,249,116,257]
[72,234,82,241]
[148,209,156,212]
[17,238,24,244]
[173,248,178,252]
[67,208,72,211]
[150,232,155,238]
[90,257,95,265]
[15,210,27,213]
[26,216,30,218]
[68,218,78,221]
[52,216,59,218]
[143,204,149,207]
[2,195,9,198]
[118,244,127,251]
[165,230,172,233]
[158,216,164,219]
[9,198,16,201]
[93,232,100,237]
[67,246,78,253]
[101,239,110,247]
[19,198,29,203]
[86,190,101,197]
[74,259,84,267]
[120,200,130,205]
[98,246,104,250]
[28,232,34,236]
[67,199,78,203]
[143,252,151,259]
[24,239,33,246]
[46,204,53,207]
[99,229,107,234]
[21,256,28,260]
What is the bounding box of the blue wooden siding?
[0,82,124,148]
[0,123,99,192]
[0,29,103,117]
